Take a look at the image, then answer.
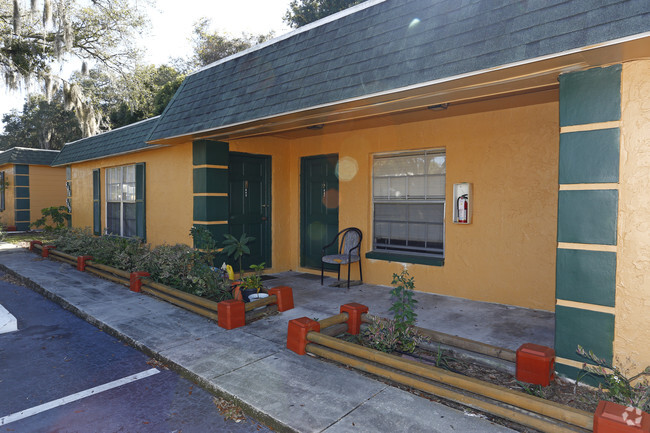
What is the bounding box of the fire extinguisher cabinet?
[453,183,472,224]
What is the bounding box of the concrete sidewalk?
[0,244,519,432]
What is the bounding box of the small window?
[372,149,446,258]
[106,165,137,237]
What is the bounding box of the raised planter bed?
[288,305,596,433]
[27,241,293,324]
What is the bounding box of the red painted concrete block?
[340,303,369,335]
[287,317,320,355]
[42,245,56,258]
[217,300,246,330]
[594,401,650,432]
[516,343,555,386]
[76,255,93,272]
[268,286,294,312]
[129,271,150,293]
[29,240,42,251]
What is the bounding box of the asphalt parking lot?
[0,273,272,433]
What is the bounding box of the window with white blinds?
[372,149,445,257]
[106,165,137,237]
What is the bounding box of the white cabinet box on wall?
[453,182,472,224]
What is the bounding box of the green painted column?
[192,140,229,248]
[13,164,30,231]
[555,64,621,381]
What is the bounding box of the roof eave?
[147,33,650,145]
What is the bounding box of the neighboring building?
[53,0,650,379]
[0,147,66,231]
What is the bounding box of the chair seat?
[322,254,360,265]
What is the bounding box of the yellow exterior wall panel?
[28,165,67,221]
[235,91,559,310]
[71,144,194,246]
[616,60,650,373]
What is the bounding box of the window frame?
[105,165,137,238]
[370,148,446,264]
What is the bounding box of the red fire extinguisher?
[457,194,468,223]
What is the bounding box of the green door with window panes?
[229,153,271,270]
[300,154,339,269]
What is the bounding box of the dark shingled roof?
[0,147,60,166]
[51,117,159,166]
[148,0,650,141]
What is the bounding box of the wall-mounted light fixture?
[427,103,449,111]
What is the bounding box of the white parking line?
[0,368,160,426]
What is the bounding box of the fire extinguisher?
[457,194,468,223]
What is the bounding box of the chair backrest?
[340,228,361,255]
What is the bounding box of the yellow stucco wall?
[0,164,15,226]
[28,165,67,221]
[232,90,559,310]
[71,143,194,246]
[616,59,650,372]
[0,164,65,227]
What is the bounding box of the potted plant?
[242,262,268,303]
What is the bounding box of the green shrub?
[50,227,232,302]
[363,316,424,353]
[135,243,195,291]
[31,206,71,231]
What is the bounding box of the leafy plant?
[577,345,650,412]
[390,269,418,334]
[362,316,423,354]
[222,233,255,279]
[516,381,545,398]
[31,206,71,231]
[240,262,265,294]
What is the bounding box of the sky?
[0,0,292,132]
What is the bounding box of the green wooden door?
[301,154,339,269]
[229,153,271,271]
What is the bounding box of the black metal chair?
[321,227,363,289]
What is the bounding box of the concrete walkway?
[0,243,546,432]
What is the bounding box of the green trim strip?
[15,198,29,210]
[14,164,29,175]
[193,167,229,194]
[15,210,30,221]
[557,189,618,245]
[14,175,29,187]
[15,222,30,231]
[556,249,616,307]
[193,140,229,166]
[559,64,621,127]
[365,251,444,267]
[559,128,620,184]
[193,196,229,222]
[14,186,29,198]
[555,305,614,364]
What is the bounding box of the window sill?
[365,251,444,267]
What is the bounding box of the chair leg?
[347,262,351,289]
[358,259,363,283]
[321,261,324,285]
[337,265,340,281]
